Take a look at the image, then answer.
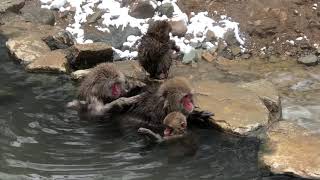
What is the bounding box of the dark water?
[0,37,303,180]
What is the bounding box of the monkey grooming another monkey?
[138,111,188,143]
[138,20,180,80]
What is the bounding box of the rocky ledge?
[259,121,320,179]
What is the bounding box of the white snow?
[40,0,246,59]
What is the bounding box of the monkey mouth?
[163,127,186,138]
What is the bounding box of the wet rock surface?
[260,121,320,179]
[26,49,68,73]
[21,7,55,25]
[6,35,51,64]
[297,54,319,66]
[194,81,275,135]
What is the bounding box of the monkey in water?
[138,111,188,143]
[138,20,180,80]
[68,63,144,118]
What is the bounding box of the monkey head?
[157,77,194,115]
[147,20,172,43]
[79,63,127,102]
[163,112,187,138]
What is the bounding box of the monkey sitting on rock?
[138,20,180,80]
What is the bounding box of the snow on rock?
[40,0,245,59]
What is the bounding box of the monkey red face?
[181,94,194,112]
[111,83,122,98]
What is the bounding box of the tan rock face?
[71,60,144,81]
[239,79,282,122]
[260,121,320,179]
[194,81,270,135]
[6,36,51,64]
[169,19,188,37]
[26,50,68,73]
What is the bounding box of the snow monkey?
[68,63,145,118]
[138,20,180,79]
[138,111,188,143]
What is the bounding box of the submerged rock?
[0,0,25,13]
[260,121,320,179]
[26,49,69,73]
[194,80,280,135]
[6,36,51,64]
[182,48,197,64]
[297,54,318,66]
[69,42,113,70]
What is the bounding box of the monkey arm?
[138,127,164,143]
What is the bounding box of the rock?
[194,81,270,135]
[224,30,240,46]
[239,80,281,121]
[87,9,105,24]
[182,48,197,64]
[189,39,201,48]
[42,30,75,50]
[259,121,320,179]
[230,46,241,56]
[84,25,141,49]
[297,54,318,66]
[169,19,187,37]
[21,8,55,25]
[128,0,156,19]
[0,0,25,13]
[205,30,217,42]
[71,60,143,80]
[70,42,113,70]
[26,50,68,73]
[201,51,215,62]
[6,36,51,64]
[71,69,90,80]
[158,3,174,18]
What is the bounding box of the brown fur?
[125,77,193,127]
[78,63,126,104]
[163,112,187,135]
[138,20,180,79]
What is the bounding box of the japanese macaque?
[67,63,145,118]
[138,20,180,79]
[138,111,188,143]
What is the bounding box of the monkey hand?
[138,127,164,143]
[66,100,87,110]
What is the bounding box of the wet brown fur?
[138,20,180,79]
[124,77,193,128]
[163,112,187,135]
[78,63,126,104]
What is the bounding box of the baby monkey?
[138,112,187,143]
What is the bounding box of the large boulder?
[69,42,113,70]
[0,0,25,13]
[6,35,51,64]
[26,50,69,73]
[259,121,320,179]
[194,80,280,135]
[71,60,143,81]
